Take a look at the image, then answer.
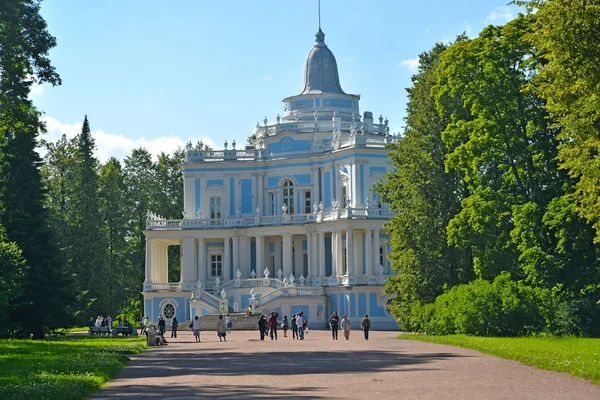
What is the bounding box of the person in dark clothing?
[258,315,268,340]
[158,316,166,338]
[267,311,279,340]
[329,311,340,340]
[361,314,371,340]
[171,317,179,338]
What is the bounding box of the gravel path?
[95,330,599,399]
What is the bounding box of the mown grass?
[400,334,600,384]
[0,335,146,400]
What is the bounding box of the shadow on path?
[113,349,466,378]
[97,348,469,399]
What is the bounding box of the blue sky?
[34,0,518,161]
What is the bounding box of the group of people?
[189,313,232,343]
[258,311,309,340]
[329,312,371,340]
[90,314,134,333]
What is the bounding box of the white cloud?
[346,56,357,62]
[29,82,45,97]
[397,57,419,71]
[41,116,217,163]
[485,7,514,25]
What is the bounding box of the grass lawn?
[400,334,600,384]
[0,335,146,400]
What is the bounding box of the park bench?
[112,326,134,336]
[89,326,111,335]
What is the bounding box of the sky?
[33,0,519,162]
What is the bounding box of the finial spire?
[318,0,321,30]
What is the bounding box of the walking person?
[361,314,371,340]
[258,315,268,340]
[329,311,340,340]
[106,314,113,330]
[281,315,289,337]
[171,317,179,338]
[225,313,232,334]
[268,311,279,340]
[291,314,298,339]
[216,314,227,342]
[341,315,351,340]
[158,315,166,339]
[296,312,305,340]
[192,316,201,343]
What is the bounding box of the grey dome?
[299,29,345,95]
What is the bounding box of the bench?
[89,326,111,335]
[112,326,134,336]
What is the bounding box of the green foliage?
[0,0,76,339]
[413,273,549,336]
[400,334,600,384]
[0,241,26,337]
[0,336,146,399]
[384,11,600,337]
[528,0,600,243]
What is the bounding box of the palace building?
[143,28,400,330]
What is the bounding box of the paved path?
[95,330,599,400]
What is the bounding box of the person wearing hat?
[267,311,279,340]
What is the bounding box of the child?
[281,315,289,338]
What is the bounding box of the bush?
[410,272,550,336]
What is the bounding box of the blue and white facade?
[143,29,400,330]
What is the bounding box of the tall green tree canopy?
[0,0,74,338]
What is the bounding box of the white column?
[145,238,152,283]
[282,233,292,277]
[365,229,373,276]
[312,167,319,205]
[373,228,380,275]
[198,238,206,283]
[258,173,264,215]
[232,236,240,277]
[160,243,168,283]
[330,231,337,277]
[306,232,313,279]
[181,238,196,288]
[330,164,336,206]
[223,237,231,280]
[318,232,326,278]
[183,173,195,218]
[346,228,354,275]
[256,235,264,278]
[336,230,343,277]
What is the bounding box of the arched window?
[283,180,294,214]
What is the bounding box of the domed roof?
[299,29,345,95]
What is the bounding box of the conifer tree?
[70,116,107,317]
[0,0,75,338]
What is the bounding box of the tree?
[70,116,107,317]
[122,148,156,319]
[527,0,600,243]
[0,0,75,338]
[375,39,471,330]
[99,157,130,315]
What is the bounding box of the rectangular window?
[304,191,311,214]
[303,253,308,277]
[342,186,348,208]
[211,254,222,277]
[379,246,384,268]
[210,197,221,220]
[269,193,275,216]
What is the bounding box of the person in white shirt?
[94,316,102,327]
[296,312,306,340]
[192,316,202,343]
